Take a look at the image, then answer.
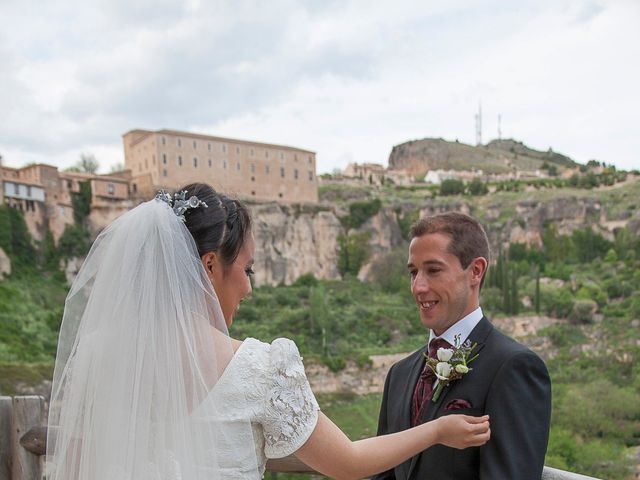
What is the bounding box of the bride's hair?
[180,183,252,267]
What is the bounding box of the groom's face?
[408,232,478,336]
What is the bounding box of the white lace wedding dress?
[192,337,320,479]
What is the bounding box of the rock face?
[251,203,343,286]
[0,247,11,279]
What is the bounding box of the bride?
[46,183,490,479]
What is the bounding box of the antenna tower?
[475,103,482,146]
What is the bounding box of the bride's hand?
[435,414,491,449]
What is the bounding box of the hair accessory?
[155,190,208,222]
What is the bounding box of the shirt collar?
[429,307,483,347]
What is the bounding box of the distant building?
[122,129,319,203]
[342,162,413,186]
[0,162,132,243]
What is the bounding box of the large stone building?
[0,162,131,243]
[123,129,318,203]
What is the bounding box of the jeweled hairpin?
[155,190,208,222]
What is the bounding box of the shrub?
[343,198,382,229]
[467,178,488,196]
[439,179,465,196]
[569,299,598,324]
[58,224,91,260]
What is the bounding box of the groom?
[373,212,551,480]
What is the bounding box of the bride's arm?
[294,411,490,480]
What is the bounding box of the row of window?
[158,155,314,180]
[161,164,314,181]
[159,136,314,164]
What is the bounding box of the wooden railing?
[1,396,600,480]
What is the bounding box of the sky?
[0,0,638,174]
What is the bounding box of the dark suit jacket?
[372,317,551,480]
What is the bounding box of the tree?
[67,153,99,174]
[72,181,92,225]
[109,162,125,173]
[337,232,371,276]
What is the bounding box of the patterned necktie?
[411,337,452,427]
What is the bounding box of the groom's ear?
[469,257,488,288]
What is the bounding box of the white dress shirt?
[428,306,484,348]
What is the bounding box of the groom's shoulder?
[484,318,546,365]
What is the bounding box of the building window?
[309,156,313,164]
[108,183,115,195]
[280,152,284,160]
[152,155,156,165]
[278,193,283,198]
[145,159,148,169]
[250,148,254,156]
[236,146,240,154]
[280,167,285,178]
[162,136,166,145]
[178,156,183,166]
[223,160,227,169]
[236,162,241,171]
[177,138,182,147]
[222,144,227,153]
[67,180,72,189]
[208,143,211,151]
[163,169,167,177]
[308,171,313,181]
[163,154,167,164]
[294,154,298,161]
[208,159,212,167]
[251,176,255,182]
[193,157,198,168]
[266,165,270,174]
[27,186,32,196]
[294,169,299,180]
[251,163,255,173]
[132,183,137,193]
[193,140,197,149]
[265,150,269,158]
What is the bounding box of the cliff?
[249,178,638,286]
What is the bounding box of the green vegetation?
[2,176,639,479]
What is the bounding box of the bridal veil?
[47,197,259,479]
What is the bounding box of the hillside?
[1,173,639,479]
[388,137,579,175]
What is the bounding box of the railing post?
[0,397,12,480]
[11,396,44,480]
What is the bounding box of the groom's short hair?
[410,212,490,288]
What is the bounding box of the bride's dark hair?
[179,183,252,268]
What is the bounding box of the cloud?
[0,0,638,173]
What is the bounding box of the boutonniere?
[425,334,479,402]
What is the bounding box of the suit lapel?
[398,345,428,479]
[400,345,428,431]
[406,317,494,479]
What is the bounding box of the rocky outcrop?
[251,203,342,286]
[0,247,11,280]
[388,138,577,176]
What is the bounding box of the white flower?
[437,348,454,362]
[435,362,452,380]
[455,364,470,374]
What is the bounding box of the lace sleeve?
[262,338,320,459]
